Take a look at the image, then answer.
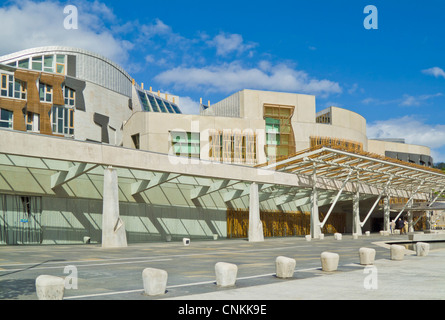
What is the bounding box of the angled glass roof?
[136,88,182,114]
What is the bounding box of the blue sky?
[0,0,444,161]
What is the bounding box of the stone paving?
[0,234,444,300]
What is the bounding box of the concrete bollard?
[365,231,370,236]
[275,256,296,279]
[183,238,190,246]
[83,236,91,244]
[320,252,339,272]
[142,268,168,296]
[215,262,238,287]
[35,275,65,300]
[166,235,172,242]
[353,233,359,239]
[359,247,376,265]
[390,244,405,261]
[415,242,430,257]
[305,235,311,241]
[319,234,324,240]
[334,233,342,240]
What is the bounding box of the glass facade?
[8,54,66,75]
[263,104,296,161]
[136,89,182,114]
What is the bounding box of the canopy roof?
[258,145,445,194]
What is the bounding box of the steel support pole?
[310,167,321,239]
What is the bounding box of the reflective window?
[44,55,54,73]
[137,90,151,111]
[155,96,167,113]
[164,101,174,113]
[31,56,42,71]
[56,55,66,74]
[0,108,13,129]
[14,80,27,100]
[10,54,66,75]
[51,105,74,135]
[64,86,75,106]
[146,94,159,112]
[170,131,200,158]
[171,103,182,114]
[25,112,40,132]
[0,74,14,98]
[39,83,52,102]
[18,59,29,69]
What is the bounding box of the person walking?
[403,218,409,234]
[397,218,404,234]
[390,219,396,234]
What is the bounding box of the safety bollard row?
[35,239,431,299]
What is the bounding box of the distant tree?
[434,162,445,170]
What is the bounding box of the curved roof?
[0,46,132,80]
[0,46,133,97]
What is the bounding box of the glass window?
[146,94,159,112]
[171,103,182,114]
[137,91,151,111]
[25,112,40,132]
[44,55,54,72]
[64,86,75,106]
[155,97,167,113]
[8,75,13,98]
[265,117,280,145]
[56,64,65,74]
[32,56,42,71]
[0,74,15,98]
[51,105,74,136]
[39,83,52,102]
[164,101,174,113]
[56,55,65,64]
[170,131,200,158]
[18,59,29,69]
[1,74,7,96]
[0,108,13,129]
[56,55,66,75]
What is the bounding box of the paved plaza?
[0,234,444,300]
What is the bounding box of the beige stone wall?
[368,139,431,157]
[124,89,429,165]
[76,81,132,145]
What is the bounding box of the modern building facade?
[0,46,441,245]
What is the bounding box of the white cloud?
[154,61,342,96]
[400,93,443,106]
[0,0,130,65]
[367,116,445,162]
[177,96,200,115]
[207,32,257,56]
[347,83,359,94]
[422,67,445,79]
[362,93,442,107]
